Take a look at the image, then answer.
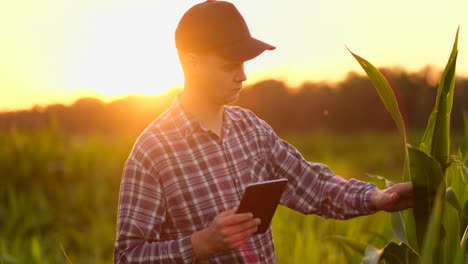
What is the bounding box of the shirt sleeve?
[264,125,379,219]
[113,156,195,263]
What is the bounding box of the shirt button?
[260,253,265,259]
[235,178,239,183]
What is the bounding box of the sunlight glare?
[69,2,185,97]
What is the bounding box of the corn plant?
[348,28,468,263]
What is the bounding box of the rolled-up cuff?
[362,184,380,214]
[177,235,196,263]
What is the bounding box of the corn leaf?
[420,28,459,170]
[447,186,468,241]
[348,47,417,249]
[454,225,468,264]
[447,187,463,212]
[367,174,409,244]
[463,201,468,233]
[444,202,461,263]
[392,211,409,244]
[420,185,446,264]
[366,173,395,188]
[347,47,407,147]
[409,146,444,248]
[362,242,419,264]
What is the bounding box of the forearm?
[318,176,379,219]
[114,235,194,263]
[278,158,379,219]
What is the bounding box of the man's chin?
[226,93,240,104]
[211,90,242,105]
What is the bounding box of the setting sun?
[1,0,467,111]
[67,2,185,97]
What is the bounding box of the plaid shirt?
[114,97,378,263]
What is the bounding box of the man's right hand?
[190,207,261,260]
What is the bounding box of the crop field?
[0,127,466,263]
[2,31,468,264]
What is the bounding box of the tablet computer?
[237,178,288,234]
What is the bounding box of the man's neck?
[180,89,224,138]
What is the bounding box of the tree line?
[1,67,467,136]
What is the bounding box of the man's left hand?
[370,182,414,212]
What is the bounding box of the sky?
[0,0,467,111]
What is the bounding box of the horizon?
[0,64,463,113]
[1,0,467,112]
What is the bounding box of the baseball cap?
[175,1,275,62]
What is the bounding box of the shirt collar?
[169,95,242,138]
[169,95,201,138]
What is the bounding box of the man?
[114,1,413,263]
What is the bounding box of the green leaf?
[368,174,410,244]
[463,201,468,232]
[408,146,444,248]
[420,27,459,171]
[347,47,407,148]
[420,185,446,264]
[392,211,408,244]
[403,208,419,252]
[447,186,468,243]
[366,173,395,188]
[454,225,468,263]
[444,187,462,263]
[447,187,463,214]
[362,242,419,264]
[348,47,419,250]
[362,246,381,264]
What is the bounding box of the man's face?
[191,53,247,105]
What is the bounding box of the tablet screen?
[237,178,288,234]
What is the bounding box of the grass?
[0,128,465,263]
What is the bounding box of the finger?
[399,197,414,210]
[231,239,248,249]
[392,182,413,193]
[386,197,414,212]
[228,225,259,247]
[219,207,239,217]
[223,213,254,226]
[231,234,256,249]
[226,218,261,235]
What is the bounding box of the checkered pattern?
[114,97,378,263]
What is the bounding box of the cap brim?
[217,37,275,62]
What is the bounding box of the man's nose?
[235,66,247,82]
